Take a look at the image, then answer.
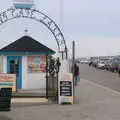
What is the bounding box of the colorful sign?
[0,56,3,73]
[27,56,46,73]
[14,0,34,9]
[59,73,73,104]
[0,74,16,92]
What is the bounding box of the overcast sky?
[0,0,120,57]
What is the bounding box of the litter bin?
[0,88,12,111]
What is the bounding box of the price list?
[60,81,72,96]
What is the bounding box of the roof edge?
[0,51,56,55]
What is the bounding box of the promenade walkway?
[0,79,120,120]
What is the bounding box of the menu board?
[60,81,72,96]
[59,73,73,104]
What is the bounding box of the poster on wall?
[27,56,46,73]
[0,74,16,92]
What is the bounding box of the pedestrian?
[73,63,80,85]
[56,57,61,72]
[89,61,92,67]
[118,69,120,77]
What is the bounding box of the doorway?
[7,56,22,89]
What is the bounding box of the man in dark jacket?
[73,63,79,85]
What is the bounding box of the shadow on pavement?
[0,116,12,120]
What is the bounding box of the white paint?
[1,55,46,89]
[0,55,3,73]
[25,55,46,89]
[3,55,7,73]
[26,73,46,89]
[60,59,68,73]
[11,98,48,103]
[22,56,27,89]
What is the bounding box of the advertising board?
[59,73,73,104]
[27,56,46,73]
[0,74,16,92]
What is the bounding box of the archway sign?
[0,7,67,59]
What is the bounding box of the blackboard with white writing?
[60,81,72,96]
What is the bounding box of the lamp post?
[72,41,75,104]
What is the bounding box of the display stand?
[58,73,73,104]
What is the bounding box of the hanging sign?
[59,73,73,104]
[14,0,34,9]
[0,74,16,92]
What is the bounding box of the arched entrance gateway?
[0,1,68,101]
[0,7,67,58]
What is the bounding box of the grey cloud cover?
[0,0,120,57]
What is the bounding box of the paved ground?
[1,78,120,120]
[79,63,120,92]
[1,64,120,120]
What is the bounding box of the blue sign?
[14,0,34,9]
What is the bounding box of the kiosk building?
[0,36,55,90]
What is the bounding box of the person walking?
[73,63,80,85]
[118,69,120,77]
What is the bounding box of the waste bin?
[0,88,12,111]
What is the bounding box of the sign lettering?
[0,74,16,92]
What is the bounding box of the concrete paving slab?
[11,98,48,104]
[0,116,12,120]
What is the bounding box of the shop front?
[0,36,55,91]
